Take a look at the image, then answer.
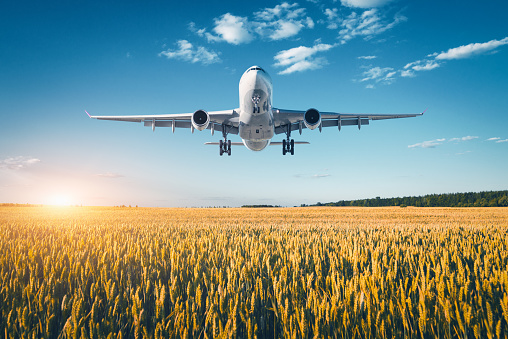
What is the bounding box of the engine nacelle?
[192,110,210,131]
[304,108,321,130]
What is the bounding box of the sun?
[48,195,72,206]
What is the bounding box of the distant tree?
[498,195,508,207]
[307,190,508,208]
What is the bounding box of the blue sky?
[1,0,507,207]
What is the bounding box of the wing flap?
[143,120,191,128]
[273,108,423,134]
[321,118,369,127]
[88,109,240,134]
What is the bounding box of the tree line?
[305,190,508,207]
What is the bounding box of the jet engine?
[304,108,321,130]
[192,110,210,131]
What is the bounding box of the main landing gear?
[282,125,295,155]
[219,125,231,156]
[219,139,231,156]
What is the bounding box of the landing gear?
[282,125,295,156]
[219,125,232,156]
[252,94,261,113]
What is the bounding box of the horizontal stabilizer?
[204,142,244,146]
[270,141,309,145]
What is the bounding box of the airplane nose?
[244,70,261,86]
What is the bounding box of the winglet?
[421,108,428,115]
[85,110,91,118]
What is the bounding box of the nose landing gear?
[252,94,261,113]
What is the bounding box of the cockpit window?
[247,66,266,73]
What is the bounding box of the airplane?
[87,65,423,156]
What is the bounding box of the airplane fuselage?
[238,66,275,151]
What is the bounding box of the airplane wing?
[272,108,425,134]
[86,109,240,135]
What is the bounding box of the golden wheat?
[0,206,507,338]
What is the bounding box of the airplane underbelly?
[239,124,274,141]
[239,111,274,141]
[242,139,270,151]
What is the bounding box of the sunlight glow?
[47,195,72,206]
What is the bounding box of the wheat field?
[1,206,507,338]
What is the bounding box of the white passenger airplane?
[87,65,423,156]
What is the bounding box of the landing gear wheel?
[219,124,232,157]
[282,124,295,156]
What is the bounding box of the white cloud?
[0,156,41,170]
[306,17,315,29]
[401,59,441,77]
[400,69,415,77]
[412,60,440,71]
[401,37,508,78]
[254,3,313,41]
[360,56,438,85]
[270,21,304,40]
[408,139,446,149]
[279,58,329,74]
[360,66,395,83]
[188,22,207,37]
[254,2,304,21]
[341,0,396,8]
[408,136,479,149]
[360,37,508,86]
[159,40,221,65]
[274,43,334,74]
[312,174,331,178]
[358,55,377,60]
[167,4,315,68]
[199,3,313,44]
[324,8,338,20]
[324,8,339,29]
[209,14,253,45]
[338,9,407,44]
[436,37,508,60]
[486,137,508,143]
[449,136,478,142]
